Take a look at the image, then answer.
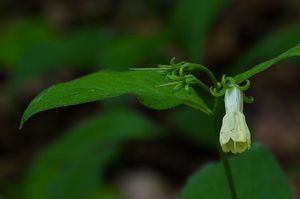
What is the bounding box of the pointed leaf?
[234,44,300,83]
[231,22,300,75]
[21,71,211,127]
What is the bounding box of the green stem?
[211,97,238,199]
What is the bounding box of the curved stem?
[211,97,238,199]
[189,63,218,87]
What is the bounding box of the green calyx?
[131,58,215,93]
[210,75,254,103]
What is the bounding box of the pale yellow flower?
[219,86,251,153]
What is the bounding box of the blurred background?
[0,0,300,198]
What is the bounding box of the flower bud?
[219,86,251,153]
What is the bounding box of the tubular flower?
[219,86,251,153]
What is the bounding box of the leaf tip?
[19,117,25,130]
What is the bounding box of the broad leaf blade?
[234,44,300,83]
[21,71,211,127]
[24,109,160,199]
[181,144,293,199]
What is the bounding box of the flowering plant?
[20,44,300,199]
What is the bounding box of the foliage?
[181,144,293,199]
[20,70,210,128]
[9,1,300,199]
[23,109,160,199]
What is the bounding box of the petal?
[219,112,251,153]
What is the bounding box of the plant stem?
[211,97,238,199]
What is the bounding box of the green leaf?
[181,144,293,199]
[20,71,211,127]
[172,0,228,61]
[232,22,300,75]
[23,109,160,199]
[234,44,300,83]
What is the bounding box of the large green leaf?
[181,144,293,199]
[172,0,228,61]
[20,71,211,127]
[234,44,300,83]
[232,22,300,75]
[23,109,160,199]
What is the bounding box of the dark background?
[0,0,300,198]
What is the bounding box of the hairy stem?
[211,97,238,199]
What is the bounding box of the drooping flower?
[219,86,251,153]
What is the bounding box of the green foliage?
[12,30,169,85]
[0,18,168,86]
[0,19,57,68]
[20,71,211,127]
[23,109,160,199]
[86,187,123,199]
[16,6,300,199]
[172,0,228,61]
[181,144,293,199]
[234,44,300,83]
[11,29,111,85]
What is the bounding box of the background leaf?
[21,71,211,127]
[23,109,160,199]
[172,0,228,61]
[0,19,58,69]
[86,187,123,199]
[10,28,168,86]
[181,144,293,199]
[10,29,112,85]
[234,44,300,83]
